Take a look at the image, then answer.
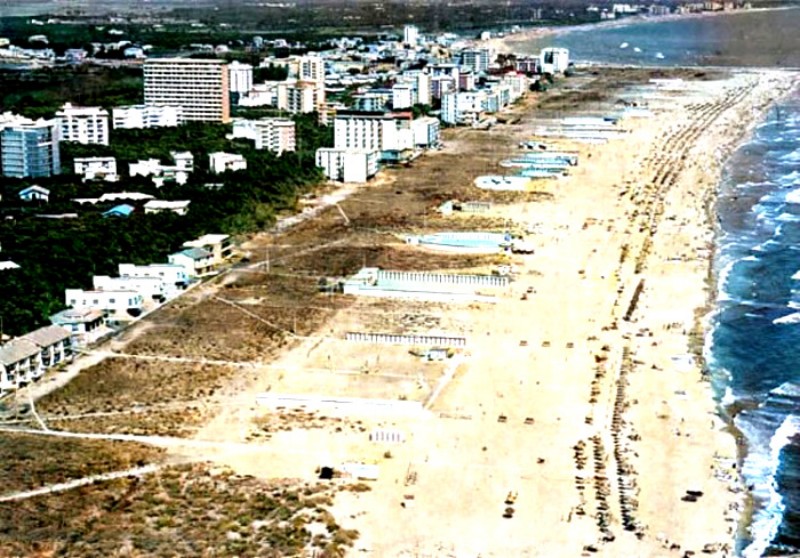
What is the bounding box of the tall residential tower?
[144,58,230,123]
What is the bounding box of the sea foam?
[742,415,800,558]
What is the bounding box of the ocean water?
[712,96,800,556]
[510,8,800,67]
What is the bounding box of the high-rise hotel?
[144,58,230,123]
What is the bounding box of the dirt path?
[0,464,162,503]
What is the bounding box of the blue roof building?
[103,204,135,218]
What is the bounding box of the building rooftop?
[50,308,105,324]
[74,156,116,163]
[19,185,50,196]
[144,200,191,210]
[22,325,70,347]
[184,234,230,248]
[145,57,227,64]
[0,338,40,365]
[179,247,213,261]
[103,204,135,217]
[99,192,153,202]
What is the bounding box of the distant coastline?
[489,6,799,54]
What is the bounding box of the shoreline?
[487,6,798,54]
[705,81,800,555]
[703,87,789,556]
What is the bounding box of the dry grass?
[0,432,163,495]
[45,408,210,438]
[0,462,358,558]
[36,359,237,437]
[247,409,365,441]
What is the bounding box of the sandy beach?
[167,68,797,556]
[6,64,798,556]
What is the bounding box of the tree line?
[0,114,333,336]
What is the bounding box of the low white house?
[18,185,50,202]
[64,288,144,318]
[73,156,118,181]
[118,263,188,289]
[316,148,379,183]
[209,152,247,174]
[143,200,191,216]
[50,308,107,347]
[93,275,166,302]
[168,248,214,278]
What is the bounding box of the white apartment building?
[118,263,188,289]
[258,54,327,122]
[403,25,420,47]
[65,288,144,317]
[112,104,184,129]
[316,148,379,183]
[333,112,414,154]
[501,73,529,99]
[93,275,166,302]
[129,151,193,186]
[412,117,441,148]
[56,103,109,145]
[460,49,491,74]
[228,61,253,94]
[172,151,194,171]
[209,151,247,174]
[441,90,487,125]
[168,248,214,278]
[182,234,233,264]
[237,82,278,107]
[299,54,325,84]
[430,64,460,87]
[277,80,320,115]
[540,47,570,74]
[73,156,118,181]
[392,83,416,109]
[228,118,296,154]
[144,58,230,123]
[416,72,432,106]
